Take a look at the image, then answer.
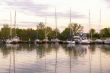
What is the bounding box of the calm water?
[0,44,110,73]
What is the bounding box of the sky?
[0,0,110,32]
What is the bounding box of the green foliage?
[59,28,70,40]
[68,23,83,35]
[0,24,10,39]
[100,28,110,38]
[0,22,110,41]
[88,28,100,39]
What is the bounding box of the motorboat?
[104,38,110,44]
[95,39,104,44]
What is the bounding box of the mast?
[99,9,101,38]
[45,17,47,41]
[70,8,71,24]
[36,25,38,39]
[14,10,16,36]
[99,9,102,73]
[89,10,92,40]
[69,8,72,41]
[10,11,12,39]
[55,8,57,39]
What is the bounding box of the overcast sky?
[0,0,110,32]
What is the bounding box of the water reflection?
[0,44,110,73]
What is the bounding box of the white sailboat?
[43,17,49,43]
[34,25,40,44]
[67,8,75,44]
[6,10,20,44]
[95,9,104,44]
[51,8,60,43]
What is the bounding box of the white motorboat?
[67,40,75,44]
[95,39,104,44]
[73,34,90,44]
[80,39,91,44]
[104,38,110,44]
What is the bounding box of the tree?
[100,28,110,38]
[37,22,45,30]
[1,24,10,39]
[60,28,70,40]
[88,28,100,39]
[68,23,83,35]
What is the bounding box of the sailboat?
[34,25,40,44]
[51,8,60,43]
[67,8,75,44]
[95,9,104,44]
[42,17,49,43]
[6,10,20,44]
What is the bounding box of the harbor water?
[0,44,110,73]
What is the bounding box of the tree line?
[0,22,110,41]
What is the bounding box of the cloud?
[1,0,85,19]
[37,11,85,19]
[105,0,110,7]
[3,0,49,12]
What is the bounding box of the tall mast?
[99,9,101,38]
[14,10,16,36]
[89,10,92,40]
[45,17,47,40]
[70,8,71,24]
[55,8,57,39]
[10,11,12,38]
[69,8,72,40]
